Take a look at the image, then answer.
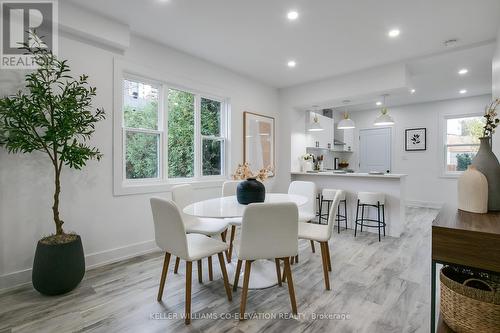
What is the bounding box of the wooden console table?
[431,204,500,332]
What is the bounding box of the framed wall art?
[405,128,426,151]
[243,112,275,176]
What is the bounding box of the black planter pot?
[237,177,265,205]
[32,235,85,295]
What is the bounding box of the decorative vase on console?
[471,99,500,211]
[457,166,488,213]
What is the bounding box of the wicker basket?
[440,266,500,333]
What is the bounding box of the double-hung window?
[123,78,162,180]
[117,73,228,194]
[443,114,485,175]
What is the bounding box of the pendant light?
[374,94,395,126]
[308,106,324,132]
[337,100,355,129]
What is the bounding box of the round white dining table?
[183,193,307,218]
[183,193,308,289]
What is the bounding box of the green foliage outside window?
[460,118,484,143]
[124,100,159,179]
[123,86,224,179]
[456,153,473,171]
[201,98,222,176]
[168,89,195,178]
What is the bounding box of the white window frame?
[113,60,230,195]
[199,94,227,179]
[440,112,483,178]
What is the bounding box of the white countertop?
[291,171,407,179]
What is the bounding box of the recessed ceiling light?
[388,29,400,38]
[410,89,416,94]
[459,89,467,94]
[458,68,468,75]
[287,60,296,68]
[376,101,382,106]
[287,11,299,20]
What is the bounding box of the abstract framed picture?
[243,112,275,177]
[405,128,426,151]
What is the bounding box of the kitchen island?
[291,171,407,237]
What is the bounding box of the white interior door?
[359,128,391,173]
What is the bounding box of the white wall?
[346,95,493,207]
[492,26,500,152]
[0,34,279,289]
[493,25,500,98]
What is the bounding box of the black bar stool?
[354,192,386,242]
[319,189,348,232]
[315,192,322,222]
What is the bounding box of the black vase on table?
[236,177,265,205]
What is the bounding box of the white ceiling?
[331,42,496,112]
[68,0,500,89]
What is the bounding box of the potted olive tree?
[0,45,105,295]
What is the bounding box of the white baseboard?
[0,239,158,293]
[406,200,443,209]
[85,239,158,269]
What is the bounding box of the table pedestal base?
[226,259,278,289]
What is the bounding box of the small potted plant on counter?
[0,43,105,295]
[301,153,315,172]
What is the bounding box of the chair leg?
[377,202,381,242]
[354,200,359,237]
[295,254,299,263]
[157,252,171,302]
[325,242,332,272]
[382,205,386,237]
[318,195,322,223]
[320,242,330,290]
[185,261,192,325]
[283,257,298,315]
[310,240,316,253]
[290,256,295,265]
[325,200,331,225]
[197,259,203,283]
[239,260,252,321]
[344,200,348,230]
[233,259,242,291]
[217,252,232,301]
[275,258,282,287]
[221,231,230,262]
[208,256,213,281]
[360,204,365,232]
[228,226,236,263]
[174,257,180,274]
[337,202,341,234]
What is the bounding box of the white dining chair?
[222,180,241,263]
[171,184,229,282]
[233,202,299,319]
[150,198,232,325]
[288,181,317,259]
[296,190,341,290]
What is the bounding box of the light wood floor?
[0,207,437,333]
